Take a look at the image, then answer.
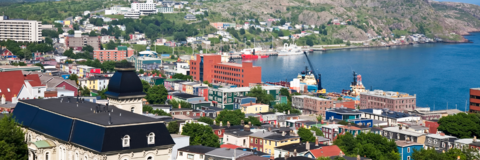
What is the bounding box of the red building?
[425,120,439,134]
[190,54,261,87]
[333,100,356,109]
[469,88,480,113]
[93,46,134,62]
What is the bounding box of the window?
[45,152,49,160]
[148,132,155,144]
[407,147,411,153]
[179,152,183,156]
[123,135,130,147]
[131,107,135,112]
[407,156,411,160]
[200,155,204,159]
[187,154,194,159]
[218,130,221,134]
[85,156,88,160]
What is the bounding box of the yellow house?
[182,82,203,95]
[263,132,300,155]
[64,20,71,26]
[241,103,269,114]
[79,77,110,91]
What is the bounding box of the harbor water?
[239,32,480,111]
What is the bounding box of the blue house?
[325,108,362,121]
[234,96,257,110]
[347,118,374,127]
[396,140,423,160]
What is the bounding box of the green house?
[150,77,165,86]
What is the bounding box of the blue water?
[243,33,480,111]
[436,0,480,5]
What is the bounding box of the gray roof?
[205,148,253,158]
[249,131,276,138]
[224,130,252,137]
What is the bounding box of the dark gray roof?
[328,108,363,114]
[172,93,202,99]
[17,98,159,126]
[360,109,417,119]
[178,145,217,154]
[264,134,298,141]
[105,68,145,99]
[275,142,326,153]
[224,130,252,137]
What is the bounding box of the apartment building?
[131,0,157,15]
[93,46,135,62]
[360,90,416,111]
[469,88,480,113]
[292,95,333,116]
[190,54,262,87]
[0,16,42,42]
[65,35,101,50]
[208,86,282,109]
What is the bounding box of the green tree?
[167,121,179,134]
[143,105,170,116]
[81,86,91,96]
[182,123,220,147]
[45,37,53,45]
[34,63,44,69]
[316,157,331,160]
[82,45,94,52]
[310,126,324,137]
[169,99,191,109]
[334,132,399,160]
[139,69,145,74]
[240,28,246,35]
[106,40,117,50]
[337,97,343,101]
[215,109,245,126]
[0,115,28,159]
[68,30,75,35]
[346,41,351,46]
[69,74,79,85]
[316,115,323,122]
[89,30,97,36]
[141,80,150,93]
[146,85,168,104]
[298,127,316,142]
[198,117,214,125]
[247,85,274,104]
[437,113,480,138]
[244,116,262,126]
[273,103,301,114]
[332,157,346,160]
[306,39,314,46]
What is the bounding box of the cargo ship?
[241,48,269,60]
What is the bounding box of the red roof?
[0,71,26,102]
[25,74,43,87]
[221,144,242,149]
[309,145,342,158]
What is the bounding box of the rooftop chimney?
[288,110,290,115]
[306,141,310,150]
[474,136,477,142]
[227,121,230,127]
[250,100,252,106]
[214,120,217,125]
[178,104,181,109]
[340,151,344,157]
[244,125,250,132]
[282,131,286,136]
[12,94,18,104]
[1,94,5,104]
[241,120,245,126]
[357,155,361,160]
[293,149,297,156]
[220,121,223,127]
[315,137,319,146]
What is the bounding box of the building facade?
[94,46,135,62]
[248,131,275,153]
[241,103,269,114]
[469,88,480,113]
[65,36,101,50]
[302,96,333,116]
[263,133,300,155]
[360,90,416,111]
[396,141,423,160]
[0,16,42,42]
[131,0,157,15]
[190,54,261,87]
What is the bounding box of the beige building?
[0,16,42,42]
[66,35,101,50]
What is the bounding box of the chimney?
[244,125,250,132]
[293,149,297,156]
[357,155,361,160]
[282,131,286,136]
[214,120,216,125]
[241,120,245,126]
[178,104,181,109]
[268,127,271,132]
[321,119,324,124]
[1,94,5,104]
[227,121,230,127]
[339,151,344,157]
[270,153,274,160]
[315,137,319,146]
[288,110,290,115]
[250,100,252,106]
[12,94,18,104]
[474,136,477,142]
[220,121,223,127]
[248,121,251,125]
[306,141,310,150]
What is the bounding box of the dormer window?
[7,88,10,92]
[148,132,155,145]
[122,135,130,147]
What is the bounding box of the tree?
[316,157,331,160]
[346,41,351,46]
[306,39,314,46]
[143,105,170,116]
[279,18,286,25]
[437,113,480,138]
[68,29,75,35]
[168,99,191,109]
[298,127,316,142]
[167,121,179,134]
[244,116,262,126]
[337,97,343,101]
[45,37,53,45]
[139,69,145,74]
[101,28,108,35]
[69,74,79,85]
[247,85,274,104]
[145,85,168,104]
[316,115,323,122]
[310,126,324,137]
[0,115,28,159]
[82,45,94,52]
[215,109,245,126]
[332,157,346,160]
[273,103,301,114]
[182,123,220,147]
[198,117,214,125]
[89,31,97,36]
[240,28,246,35]
[141,80,150,93]
[106,40,117,50]
[81,86,91,96]
[334,132,399,160]
[278,30,284,37]
[34,63,44,69]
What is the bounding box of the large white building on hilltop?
[0,15,42,42]
[131,0,157,15]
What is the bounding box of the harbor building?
[93,46,135,62]
[190,54,261,87]
[0,15,43,42]
[469,88,480,113]
[359,90,416,112]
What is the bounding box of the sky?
[435,0,480,5]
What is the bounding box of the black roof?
[274,157,313,160]
[151,77,165,79]
[178,145,217,154]
[210,125,244,130]
[171,108,193,111]
[327,108,362,114]
[276,142,326,153]
[172,93,202,99]
[264,134,298,140]
[470,142,480,147]
[224,130,252,137]
[259,112,276,115]
[12,98,174,153]
[236,148,268,156]
[17,98,159,126]
[105,68,145,99]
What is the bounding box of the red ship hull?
[241,54,269,59]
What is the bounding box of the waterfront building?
[190,54,262,87]
[359,109,421,127]
[469,88,480,113]
[0,16,42,42]
[93,46,135,62]
[359,90,416,111]
[263,132,300,155]
[396,140,423,160]
[14,97,174,160]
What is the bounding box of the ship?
[277,43,303,56]
[289,67,319,93]
[342,71,367,97]
[241,48,269,60]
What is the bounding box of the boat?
[241,48,269,60]
[277,43,303,56]
[342,71,367,98]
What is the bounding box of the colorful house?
[263,132,300,155]
[325,108,362,121]
[240,103,269,114]
[396,140,423,160]
[150,77,165,86]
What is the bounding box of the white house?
[223,130,251,148]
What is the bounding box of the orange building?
[469,88,480,113]
[190,54,261,87]
[93,46,134,62]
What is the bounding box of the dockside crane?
[303,51,326,94]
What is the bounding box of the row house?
[210,122,244,144]
[321,123,344,142]
[359,109,421,127]
[78,76,110,91]
[164,79,185,91]
[240,102,269,114]
[382,126,427,144]
[193,86,209,101]
[263,132,300,155]
[170,108,205,118]
[248,131,276,153]
[223,129,252,148]
[424,133,457,151]
[360,90,416,111]
[234,97,257,110]
[274,141,325,158]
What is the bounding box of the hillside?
[204,0,480,42]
